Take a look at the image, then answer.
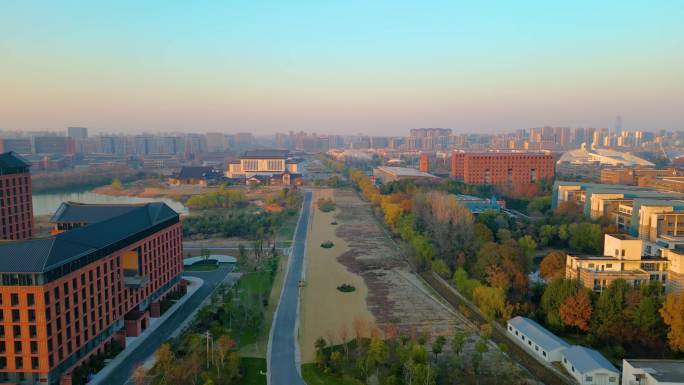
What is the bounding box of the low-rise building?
[507,316,569,363]
[622,359,684,385]
[373,166,439,183]
[565,234,668,292]
[561,346,620,385]
[168,166,220,187]
[225,149,299,182]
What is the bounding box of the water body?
[32,190,188,216]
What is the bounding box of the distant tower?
[615,115,623,136]
[419,153,429,173]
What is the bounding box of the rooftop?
[375,166,438,178]
[176,166,216,179]
[0,203,179,274]
[607,233,638,240]
[0,151,31,172]
[508,316,570,352]
[50,202,144,224]
[562,346,618,374]
[624,359,684,383]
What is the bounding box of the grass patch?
[321,240,335,248]
[240,357,267,385]
[184,260,219,271]
[301,363,362,385]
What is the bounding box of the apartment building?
[0,152,34,240]
[0,202,183,385]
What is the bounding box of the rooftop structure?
[558,143,654,167]
[373,166,439,183]
[561,346,619,385]
[622,359,684,385]
[0,151,34,240]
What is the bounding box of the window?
[11,310,19,322]
[27,294,34,306]
[586,376,593,382]
[542,351,546,357]
[609,377,616,382]
[10,294,18,306]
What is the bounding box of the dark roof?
[0,151,31,171]
[0,203,178,273]
[177,166,215,179]
[50,202,143,224]
[242,149,289,159]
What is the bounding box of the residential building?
[0,139,32,155]
[373,166,439,183]
[0,152,34,240]
[622,359,684,385]
[0,202,183,384]
[451,151,555,196]
[565,234,668,292]
[507,316,569,363]
[561,346,619,385]
[32,136,75,155]
[66,127,88,140]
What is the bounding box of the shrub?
[321,241,335,248]
[318,198,336,212]
[337,283,356,292]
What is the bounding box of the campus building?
[0,152,34,240]
[168,166,220,187]
[0,202,184,384]
[622,359,684,385]
[451,151,555,196]
[565,234,669,292]
[373,166,439,183]
[561,346,619,385]
[225,149,299,183]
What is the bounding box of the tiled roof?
[177,166,215,179]
[562,346,618,374]
[508,316,570,352]
[0,151,31,170]
[50,202,142,223]
[0,203,179,273]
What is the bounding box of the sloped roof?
[242,149,289,159]
[562,346,618,374]
[625,359,684,383]
[50,202,142,223]
[508,316,570,352]
[0,202,178,273]
[177,166,215,179]
[0,151,31,170]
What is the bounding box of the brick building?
[451,151,555,196]
[419,153,429,173]
[0,202,183,384]
[0,152,34,240]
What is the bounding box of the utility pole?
[205,330,212,369]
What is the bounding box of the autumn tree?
[541,278,582,330]
[660,292,684,352]
[559,289,593,331]
[473,286,511,319]
[539,251,566,282]
[132,365,147,385]
[155,343,175,385]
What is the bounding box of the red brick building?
[419,153,429,173]
[451,151,555,196]
[0,202,183,385]
[0,152,34,240]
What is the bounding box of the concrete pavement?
[267,191,312,385]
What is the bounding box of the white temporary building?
[562,345,619,385]
[507,316,570,363]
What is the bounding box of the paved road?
[268,191,311,385]
[101,266,235,385]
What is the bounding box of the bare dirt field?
[299,189,466,363]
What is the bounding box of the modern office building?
[226,149,297,178]
[451,151,555,195]
[0,202,183,384]
[0,152,34,240]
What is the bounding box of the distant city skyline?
[1,1,683,134]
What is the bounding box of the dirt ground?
[299,189,465,363]
[299,189,375,362]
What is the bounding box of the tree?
[538,224,557,247]
[452,331,467,356]
[559,289,593,331]
[568,223,602,253]
[660,292,684,352]
[155,343,175,384]
[473,286,509,319]
[215,335,236,378]
[111,178,123,190]
[432,336,446,357]
[431,259,451,279]
[132,365,147,385]
[518,235,537,268]
[541,278,581,330]
[314,337,327,368]
[496,228,512,241]
[539,251,566,282]
[592,279,631,343]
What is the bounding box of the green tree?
[541,278,582,330]
[432,336,446,357]
[452,331,467,356]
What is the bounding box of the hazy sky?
[1,1,683,135]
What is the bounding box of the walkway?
[96,265,236,385]
[267,191,312,385]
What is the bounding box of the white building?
[562,345,619,385]
[622,359,684,385]
[226,149,298,178]
[507,316,570,363]
[558,143,654,167]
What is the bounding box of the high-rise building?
[67,127,88,140]
[0,152,34,240]
[0,138,32,154]
[0,202,183,384]
[32,136,75,155]
[98,136,127,155]
[451,151,555,196]
[419,153,430,172]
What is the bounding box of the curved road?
[267,191,311,385]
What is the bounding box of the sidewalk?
[88,276,204,385]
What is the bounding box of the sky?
[1,1,683,135]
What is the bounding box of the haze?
[1,0,683,134]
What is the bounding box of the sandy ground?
[299,189,375,362]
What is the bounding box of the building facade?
[0,152,34,240]
[451,151,555,196]
[0,202,183,384]
[226,149,298,179]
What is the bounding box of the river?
[32,190,188,216]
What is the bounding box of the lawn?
[301,363,363,385]
[184,260,219,271]
[233,268,278,350]
[240,357,267,385]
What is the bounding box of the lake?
[32,190,188,216]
